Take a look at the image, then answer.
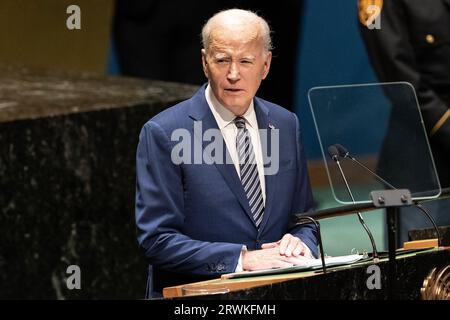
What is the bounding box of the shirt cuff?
[234,245,248,272]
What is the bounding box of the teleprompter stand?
[371,189,412,299]
[295,189,414,299]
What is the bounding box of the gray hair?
[201,9,273,52]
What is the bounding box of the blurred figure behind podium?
[359,0,450,244]
[113,0,303,110]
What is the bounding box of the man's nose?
[227,63,240,81]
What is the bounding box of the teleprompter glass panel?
[308,82,441,204]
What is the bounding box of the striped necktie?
[234,117,264,228]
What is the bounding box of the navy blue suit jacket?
[135,85,317,294]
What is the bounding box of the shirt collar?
[205,83,258,130]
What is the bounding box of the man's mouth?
[224,88,243,93]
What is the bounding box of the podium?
[164,248,450,299]
[164,188,450,299]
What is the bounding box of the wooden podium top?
[163,247,448,298]
[164,266,319,298]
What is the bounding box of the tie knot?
[234,117,246,129]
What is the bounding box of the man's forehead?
[208,32,264,54]
[208,43,262,57]
[210,23,260,43]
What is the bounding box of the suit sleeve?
[288,112,318,257]
[359,0,450,151]
[135,121,242,276]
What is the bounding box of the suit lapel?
[188,86,255,227]
[254,99,277,232]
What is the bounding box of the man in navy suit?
[135,9,317,297]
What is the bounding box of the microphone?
[327,146,379,261]
[331,143,441,247]
[327,145,339,161]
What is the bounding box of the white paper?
[222,254,364,279]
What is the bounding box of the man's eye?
[241,60,253,64]
[216,59,228,64]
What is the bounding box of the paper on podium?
[221,254,364,279]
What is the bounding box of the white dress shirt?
[205,84,266,204]
[204,84,313,271]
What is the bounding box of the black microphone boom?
[327,146,379,261]
[335,144,396,190]
[332,143,442,247]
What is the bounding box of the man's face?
[202,27,272,116]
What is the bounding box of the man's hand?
[261,233,311,257]
[242,247,310,271]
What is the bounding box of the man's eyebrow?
[211,53,256,60]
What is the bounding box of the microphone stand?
[330,144,449,298]
[413,203,442,247]
[332,155,379,262]
[296,189,414,299]
[339,148,442,247]
[295,216,327,274]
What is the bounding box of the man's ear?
[261,51,272,80]
[201,49,209,78]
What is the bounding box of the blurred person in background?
[359,0,450,245]
[113,0,303,110]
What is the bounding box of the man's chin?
[223,102,249,115]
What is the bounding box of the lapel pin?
[268,123,275,130]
